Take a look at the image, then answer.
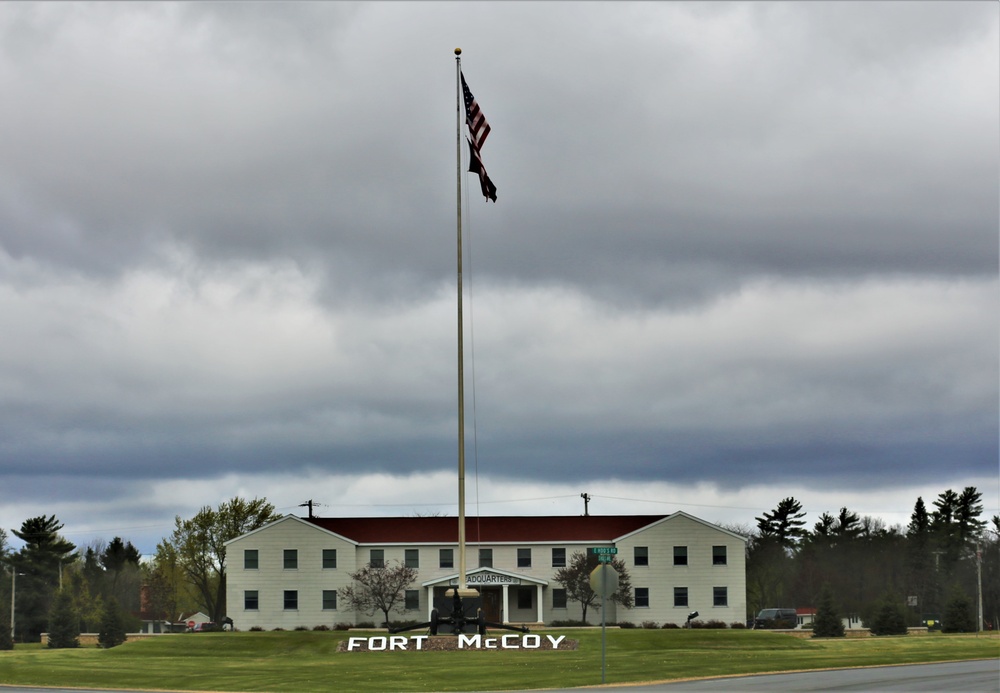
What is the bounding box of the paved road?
[557,659,1000,692]
[1,659,998,692]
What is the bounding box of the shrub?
[294,626,308,631]
[47,590,80,649]
[249,626,264,632]
[548,620,590,627]
[312,624,331,631]
[334,623,352,631]
[641,620,659,629]
[868,596,908,636]
[729,621,746,629]
[272,627,285,631]
[687,620,706,629]
[389,620,420,630]
[0,599,12,650]
[355,621,376,629]
[943,590,976,633]
[703,620,728,629]
[660,622,680,629]
[616,621,636,629]
[98,600,128,649]
[813,584,845,638]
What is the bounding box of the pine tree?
[11,515,77,642]
[811,584,844,638]
[47,589,80,648]
[868,594,908,636]
[0,597,12,650]
[98,598,128,648]
[942,589,976,633]
[755,497,808,549]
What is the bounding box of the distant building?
[224,512,747,629]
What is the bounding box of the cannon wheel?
[429,608,439,636]
[477,609,487,637]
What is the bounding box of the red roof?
[304,515,667,544]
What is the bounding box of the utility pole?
[976,541,983,632]
[581,493,591,517]
[299,500,315,519]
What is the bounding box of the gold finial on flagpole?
[455,47,462,55]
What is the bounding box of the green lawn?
[0,629,997,692]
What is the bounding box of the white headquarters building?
[225,512,747,629]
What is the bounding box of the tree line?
[0,497,279,645]
[1,488,995,645]
[744,487,998,630]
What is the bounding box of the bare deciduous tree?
[341,561,418,627]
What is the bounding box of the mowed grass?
[0,629,997,692]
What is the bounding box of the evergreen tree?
[46,589,80,648]
[905,497,936,612]
[749,498,807,614]
[98,598,128,648]
[11,516,76,642]
[868,595,908,636]
[942,589,976,633]
[755,497,808,549]
[955,487,986,545]
[811,584,844,638]
[0,592,12,650]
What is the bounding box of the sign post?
[589,547,619,683]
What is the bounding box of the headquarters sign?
[449,571,521,586]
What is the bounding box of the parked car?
[753,608,797,629]
[187,622,219,632]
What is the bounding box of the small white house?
[224,512,747,630]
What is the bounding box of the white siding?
[616,514,747,626]
[226,517,358,630]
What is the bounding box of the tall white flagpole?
[454,47,468,594]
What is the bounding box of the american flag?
[461,71,497,202]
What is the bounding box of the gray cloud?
[0,2,996,542]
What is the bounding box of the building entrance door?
[481,588,502,622]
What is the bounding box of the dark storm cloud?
[0,2,995,535]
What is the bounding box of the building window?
[323,549,338,569]
[479,548,493,568]
[283,549,298,570]
[405,549,419,569]
[323,590,338,610]
[713,546,727,566]
[674,587,688,607]
[517,587,533,610]
[552,588,567,609]
[713,586,728,607]
[370,549,384,568]
[552,548,566,567]
[244,549,258,570]
[439,548,454,569]
[284,590,298,610]
[634,546,649,566]
[405,590,420,610]
[244,590,259,610]
[673,546,688,566]
[635,588,649,608]
[517,548,531,568]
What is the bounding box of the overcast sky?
[0,2,997,555]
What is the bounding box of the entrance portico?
[423,567,548,625]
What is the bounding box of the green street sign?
[598,555,613,563]
[589,547,618,555]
